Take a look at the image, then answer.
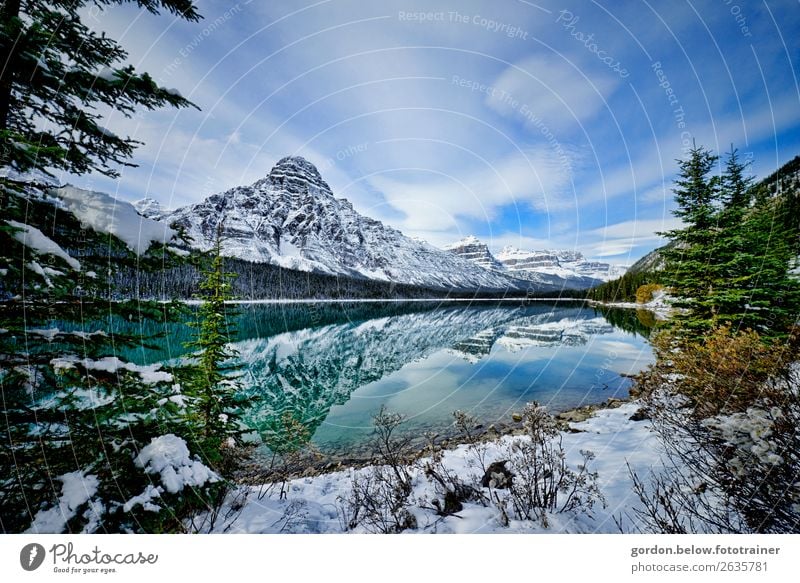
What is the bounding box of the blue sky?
[70,0,800,263]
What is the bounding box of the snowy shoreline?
[181,297,590,305]
[586,298,673,319]
[211,400,661,534]
[238,395,639,482]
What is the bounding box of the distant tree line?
[585,270,659,303]
[112,258,533,301]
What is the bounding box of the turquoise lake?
[130,300,655,456]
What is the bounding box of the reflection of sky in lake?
[232,303,655,454]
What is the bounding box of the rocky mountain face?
[161,157,536,291]
[132,197,167,220]
[442,237,626,289]
[444,236,504,270]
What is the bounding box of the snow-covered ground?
[208,401,663,534]
[588,290,674,319]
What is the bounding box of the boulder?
[481,460,514,489]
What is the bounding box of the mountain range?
[154,156,543,291]
[135,156,619,292]
[444,235,625,289]
[12,155,624,295]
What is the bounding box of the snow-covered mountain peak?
[159,158,536,291]
[444,236,503,270]
[444,235,481,249]
[263,155,331,197]
[133,196,166,219]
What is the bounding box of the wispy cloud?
[65,0,799,264]
[486,54,620,133]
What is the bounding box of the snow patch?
[54,186,176,255]
[26,471,100,534]
[134,434,219,494]
[50,356,173,384]
[123,484,163,513]
[7,220,81,270]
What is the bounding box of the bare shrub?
[419,426,485,518]
[338,404,605,532]
[271,499,311,533]
[186,485,249,533]
[500,403,603,527]
[452,410,490,475]
[630,374,800,533]
[337,406,417,533]
[638,326,793,415]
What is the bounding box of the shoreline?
[217,397,658,533]
[185,297,590,305]
[235,389,644,484]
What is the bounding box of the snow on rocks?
[26,471,100,534]
[702,407,787,475]
[133,434,219,495]
[54,185,176,255]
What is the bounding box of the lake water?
[135,300,655,457]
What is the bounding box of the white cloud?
[361,145,575,234]
[486,54,620,133]
[584,217,683,259]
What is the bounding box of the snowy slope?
[53,186,176,255]
[496,246,626,284]
[163,157,536,291]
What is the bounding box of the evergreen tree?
[0,1,214,533]
[658,145,799,339]
[735,187,800,337]
[705,147,755,326]
[0,0,199,181]
[181,225,245,470]
[659,144,722,334]
[0,193,205,532]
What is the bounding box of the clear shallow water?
[216,301,655,456]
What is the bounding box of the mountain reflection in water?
[221,301,655,455]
